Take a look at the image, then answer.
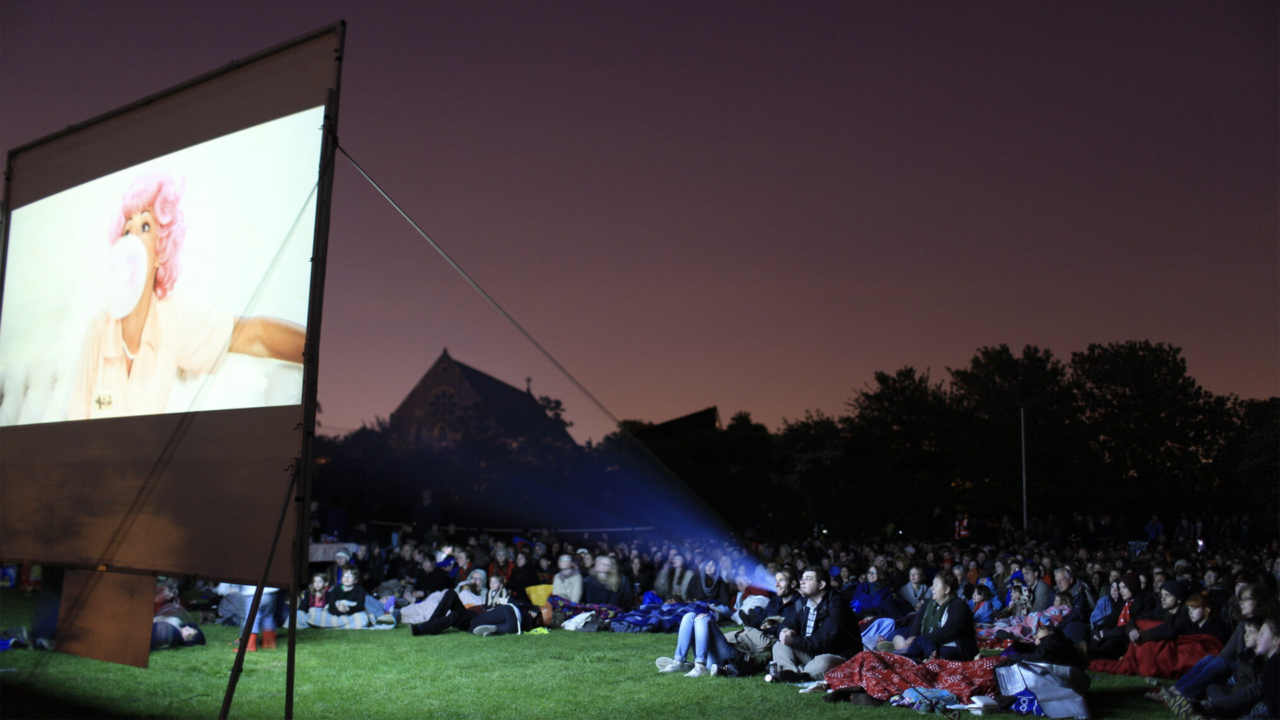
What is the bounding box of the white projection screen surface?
[0,25,342,586]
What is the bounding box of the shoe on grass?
[472,625,497,637]
[684,663,710,678]
[776,669,805,683]
[655,657,677,671]
[660,661,694,674]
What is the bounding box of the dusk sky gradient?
[3,1,1276,444]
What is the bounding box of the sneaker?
[799,681,829,694]
[376,613,396,624]
[660,661,694,674]
[823,689,855,704]
[471,625,498,637]
[684,663,710,678]
[776,669,805,684]
[655,657,677,671]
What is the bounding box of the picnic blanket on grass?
[292,609,392,629]
[825,650,1006,703]
[546,595,623,623]
[977,605,1071,650]
[610,601,711,633]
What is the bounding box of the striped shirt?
[804,594,823,637]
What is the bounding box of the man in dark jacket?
[1054,566,1095,615]
[743,568,801,631]
[769,569,860,682]
[1133,580,1191,643]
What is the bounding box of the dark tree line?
[313,341,1277,540]
[622,342,1277,539]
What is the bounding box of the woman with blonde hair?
[583,556,633,608]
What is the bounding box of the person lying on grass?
[150,616,206,651]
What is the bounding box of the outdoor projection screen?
[0,25,342,587]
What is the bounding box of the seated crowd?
[59,510,1280,717]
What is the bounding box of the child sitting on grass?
[328,567,367,618]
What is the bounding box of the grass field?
[0,589,1174,719]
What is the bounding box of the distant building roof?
[390,349,576,447]
[634,406,721,442]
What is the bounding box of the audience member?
[767,569,859,683]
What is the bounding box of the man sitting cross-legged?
[767,569,860,683]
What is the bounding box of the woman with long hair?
[655,553,693,601]
[583,556,633,607]
[687,558,732,610]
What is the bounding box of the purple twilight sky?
[2,1,1276,443]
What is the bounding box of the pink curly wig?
[108,173,187,300]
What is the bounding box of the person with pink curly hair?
[69,173,306,420]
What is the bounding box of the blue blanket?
[610,601,711,633]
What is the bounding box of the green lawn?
[0,589,1173,719]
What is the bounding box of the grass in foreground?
[1,589,1172,719]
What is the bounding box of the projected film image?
[0,106,325,425]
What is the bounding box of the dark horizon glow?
[3,2,1276,445]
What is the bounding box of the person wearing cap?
[1128,580,1192,644]
[325,547,353,588]
[1088,571,1156,659]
